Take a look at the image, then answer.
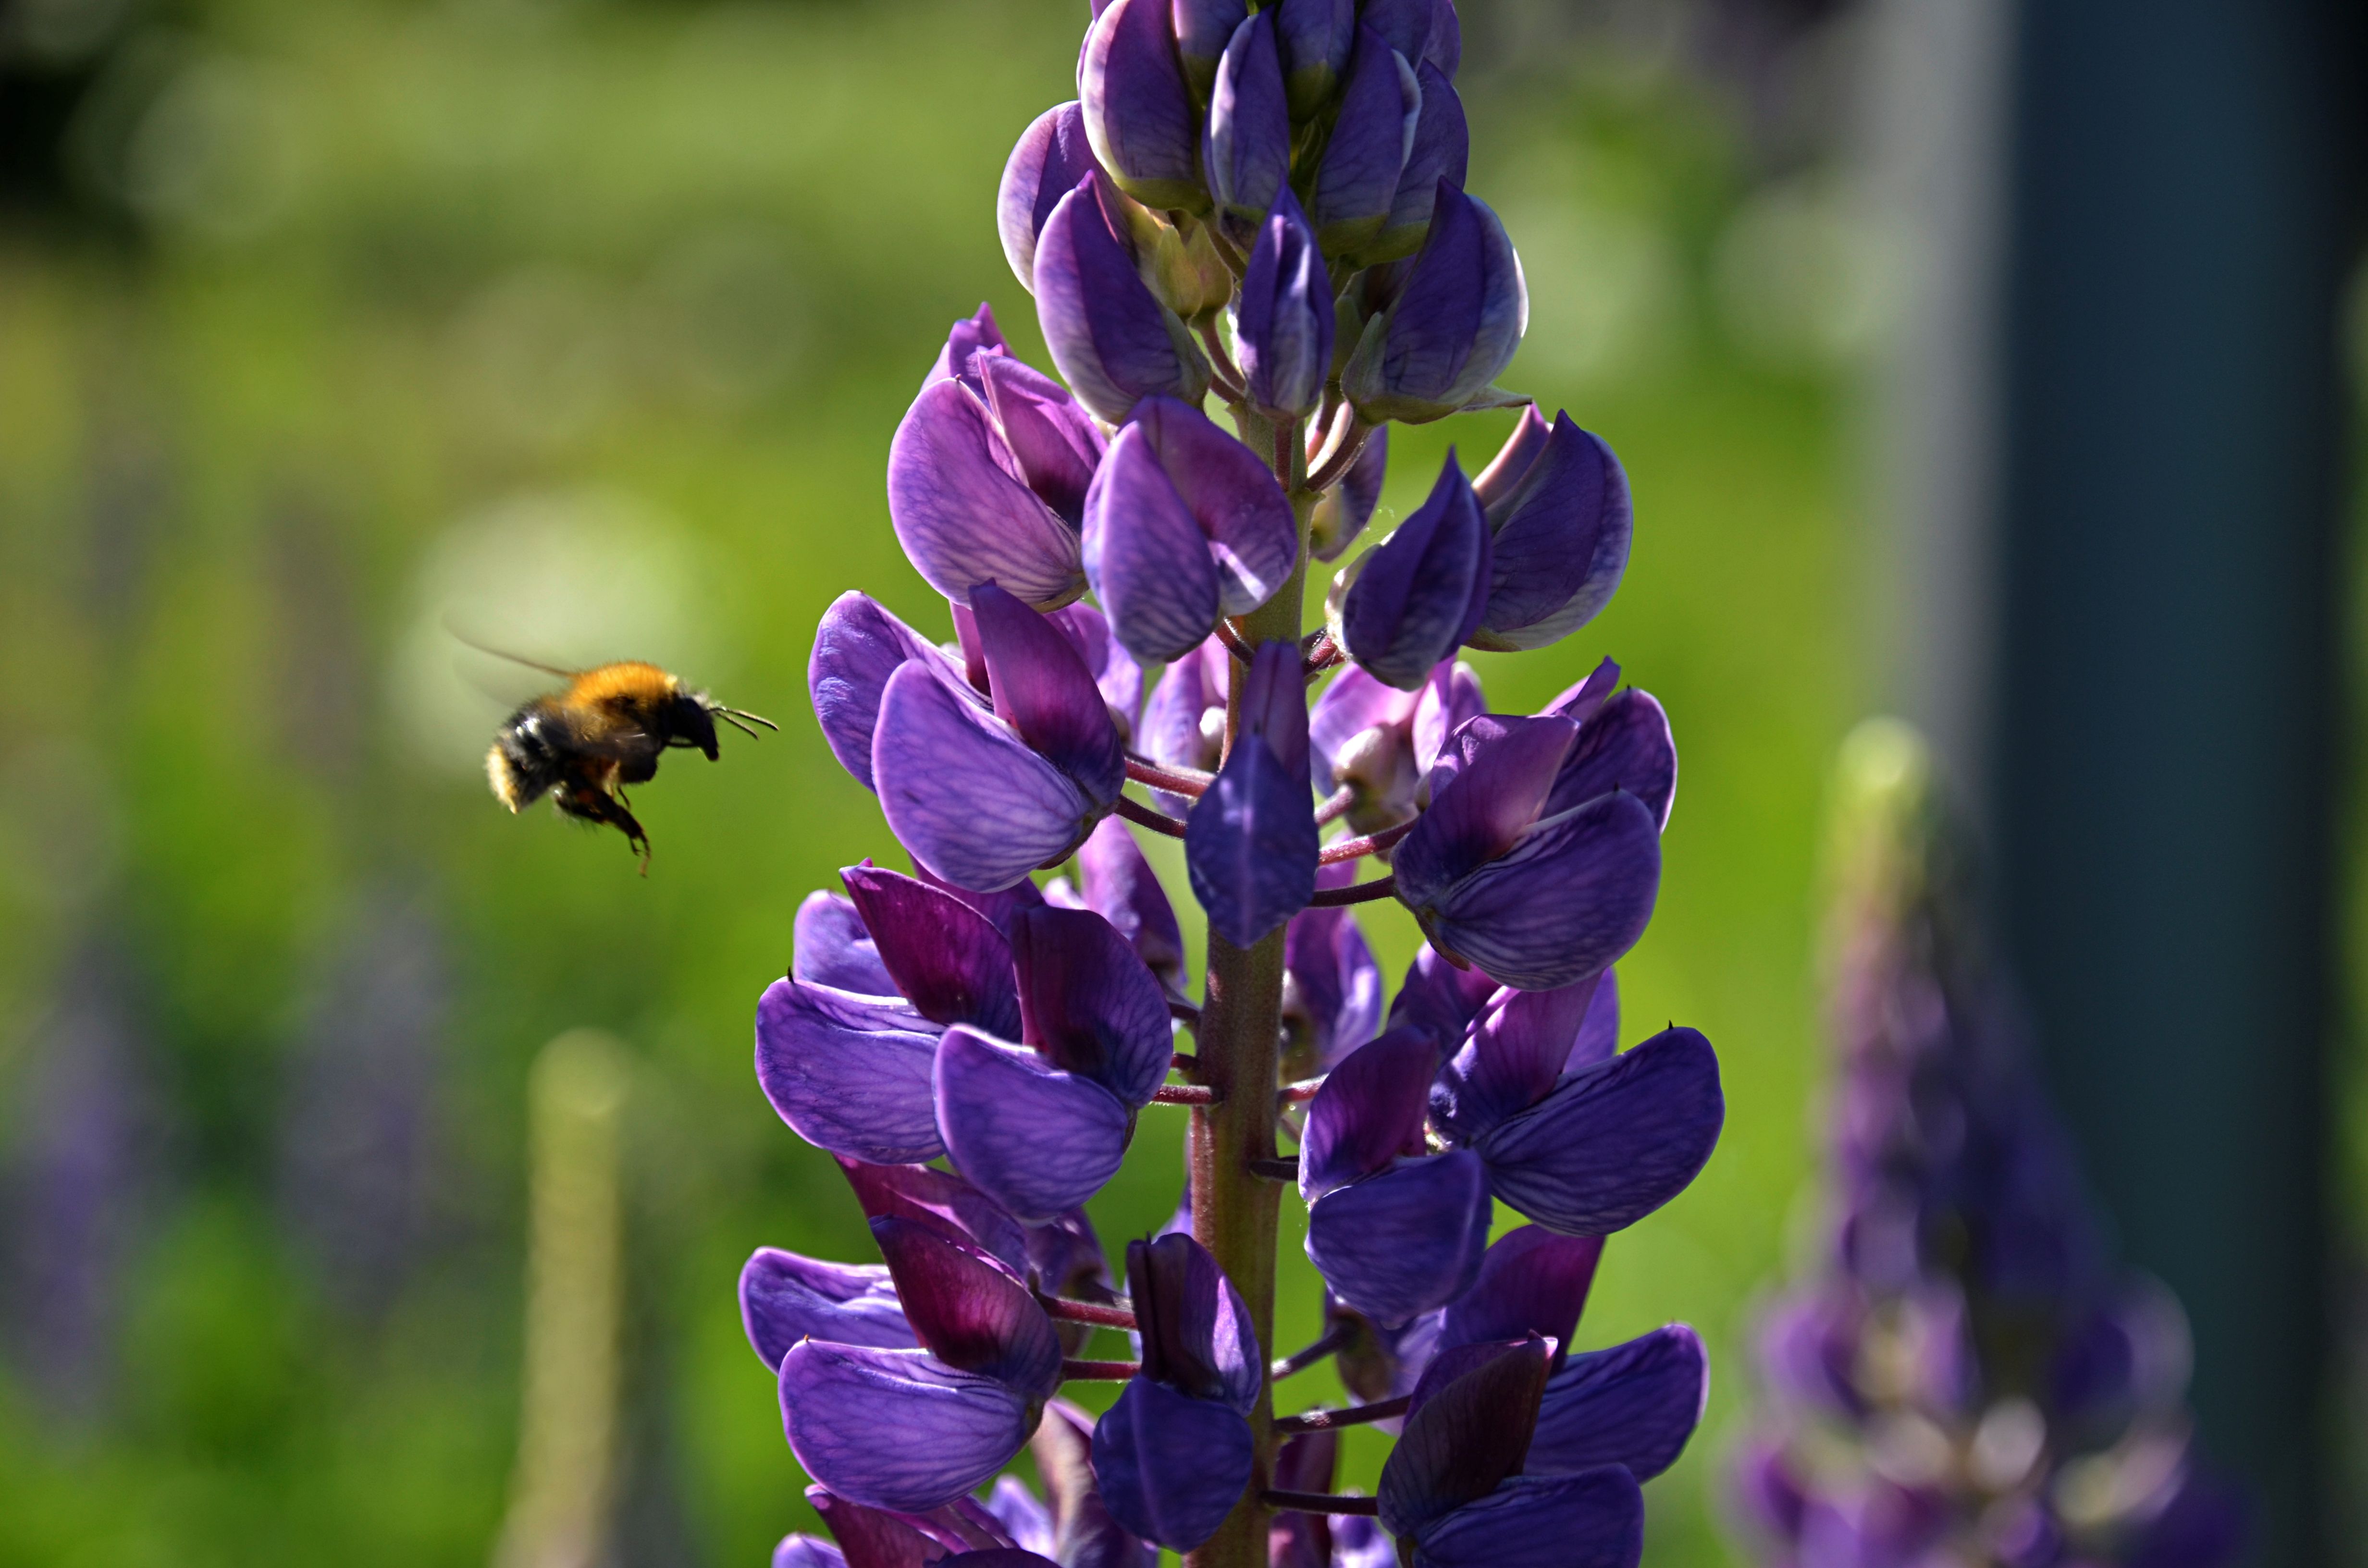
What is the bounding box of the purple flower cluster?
[1731,724,2243,1568]
[752,6,1728,1566]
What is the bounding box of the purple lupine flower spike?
[1341,181,1528,424]
[1000,104,1106,292]
[1035,174,1213,423]
[1309,423,1389,562]
[740,1248,914,1369]
[888,355,1090,612]
[1079,0,1208,213]
[1391,714,1661,991]
[1084,396,1299,662]
[874,583,1123,893]
[1275,0,1356,118]
[1301,1028,1492,1324]
[1185,640,1320,946]
[1203,10,1292,249]
[1309,25,1419,260]
[1337,453,1493,690]
[1466,408,1632,652]
[1091,1235,1258,1549]
[1235,187,1335,419]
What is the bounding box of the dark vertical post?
[1993,4,2361,1562]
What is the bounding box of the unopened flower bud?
[1080,0,1209,213]
[1203,10,1292,249]
[1235,187,1335,420]
[1035,174,1214,423]
[1309,26,1419,260]
[1335,453,1492,690]
[1341,181,1528,424]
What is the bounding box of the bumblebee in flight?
[480,650,775,870]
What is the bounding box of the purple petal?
[780,1341,1031,1513]
[888,380,1085,610]
[795,890,897,996]
[935,1027,1132,1223]
[1377,1335,1550,1534]
[1339,454,1492,690]
[1029,1400,1154,1568]
[1309,424,1390,562]
[837,1157,1032,1279]
[1235,636,1312,781]
[756,979,944,1164]
[1405,787,1662,993]
[1387,941,1498,1046]
[1360,0,1441,58]
[973,582,1127,803]
[1025,1209,1118,1312]
[1300,1027,1439,1199]
[1311,26,1418,257]
[1472,405,1552,509]
[1540,656,1620,726]
[1075,817,1187,991]
[1048,601,1145,742]
[811,591,970,793]
[1368,61,1468,264]
[1527,1324,1706,1482]
[1084,422,1225,661]
[978,354,1108,527]
[1139,637,1231,805]
[1090,1377,1255,1551]
[1130,397,1301,617]
[1425,0,1462,76]
[915,863,1049,940]
[1478,1027,1723,1235]
[1310,662,1418,784]
[807,1490,952,1568]
[1471,414,1630,652]
[1009,905,1172,1106]
[774,1535,850,1568]
[1304,1150,1491,1326]
[1126,1233,1261,1413]
[1035,176,1211,424]
[1567,969,1619,1071]
[1236,186,1333,417]
[1079,0,1206,211]
[1409,1470,1644,1568]
[1185,732,1319,947]
[875,662,1098,893]
[870,1215,1063,1400]
[1274,0,1354,115]
[926,303,1011,391]
[1547,689,1676,830]
[1392,714,1576,890]
[1341,182,1527,424]
[1435,1227,1603,1366]
[1175,0,1250,87]
[1203,10,1292,240]
[841,864,1022,1036]
[1000,103,1106,292]
[1270,1432,1340,1568]
[741,1248,914,1369]
[1430,975,1603,1144]
[1282,897,1383,1074]
[1410,660,1485,780]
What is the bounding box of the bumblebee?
[481,652,774,869]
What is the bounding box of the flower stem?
[1307,874,1396,906]
[1113,796,1190,837]
[1186,407,1309,1568]
[1318,819,1415,865]
[1042,1298,1137,1329]
[1270,1323,1350,1381]
[1060,1359,1141,1382]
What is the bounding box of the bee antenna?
[715,708,777,739]
[442,618,578,678]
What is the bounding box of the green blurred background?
[0,0,1891,1562]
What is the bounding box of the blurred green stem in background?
[495,1032,629,1568]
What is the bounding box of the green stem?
[1186,407,1310,1568]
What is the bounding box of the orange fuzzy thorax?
[564,662,683,708]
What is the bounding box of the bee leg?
[555,781,653,870]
